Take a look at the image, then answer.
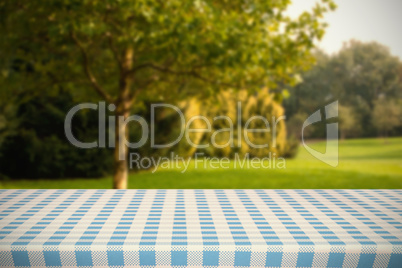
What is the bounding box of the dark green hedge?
[0,91,113,179]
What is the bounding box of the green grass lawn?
[1,137,401,189]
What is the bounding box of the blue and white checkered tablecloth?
[0,190,401,267]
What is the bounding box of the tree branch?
[106,32,122,73]
[129,63,239,88]
[71,32,113,103]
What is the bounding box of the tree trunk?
[113,110,129,189]
[112,47,134,189]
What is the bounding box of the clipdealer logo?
[64,101,340,168]
[64,102,285,158]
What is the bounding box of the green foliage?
[285,112,309,139]
[0,0,335,100]
[126,88,287,160]
[372,98,402,137]
[173,88,287,158]
[282,136,299,159]
[0,104,19,147]
[284,41,402,138]
[0,91,113,179]
[0,0,336,181]
[338,104,358,139]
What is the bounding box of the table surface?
[0,189,401,267]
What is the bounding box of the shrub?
[282,136,300,159]
[0,91,113,179]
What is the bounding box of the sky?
[287,0,402,59]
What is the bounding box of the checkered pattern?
[0,189,401,267]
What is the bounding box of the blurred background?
[0,0,401,189]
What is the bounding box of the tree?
[0,0,335,188]
[329,41,402,137]
[372,99,401,138]
[334,41,402,104]
[338,105,357,140]
[285,41,402,139]
[284,49,333,118]
[179,88,287,158]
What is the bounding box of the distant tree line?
[284,40,402,140]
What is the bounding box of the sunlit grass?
[1,137,401,189]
